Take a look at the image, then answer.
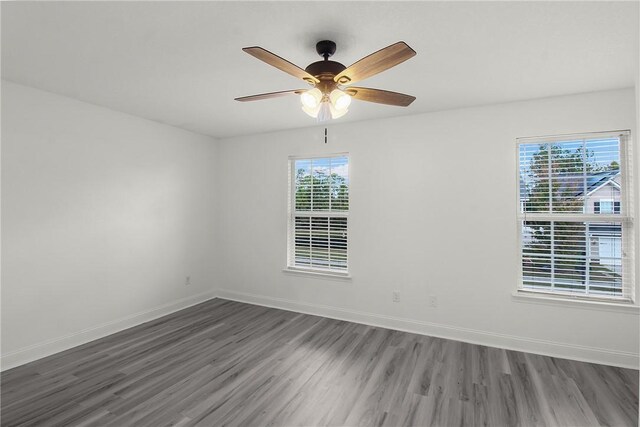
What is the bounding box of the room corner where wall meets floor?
[1,81,221,371]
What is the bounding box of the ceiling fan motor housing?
[304,40,346,85]
[305,60,346,79]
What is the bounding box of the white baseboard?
[216,289,639,370]
[1,290,217,372]
[5,288,635,372]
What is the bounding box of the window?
[287,154,349,274]
[595,199,621,214]
[598,199,614,214]
[517,131,634,301]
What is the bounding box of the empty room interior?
[2,1,640,426]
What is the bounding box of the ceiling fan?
[235,40,416,121]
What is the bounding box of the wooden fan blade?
[344,87,416,107]
[334,42,416,85]
[235,89,306,102]
[243,47,320,84]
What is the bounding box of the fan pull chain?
[324,127,328,144]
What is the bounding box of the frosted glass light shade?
[329,104,348,119]
[330,89,351,110]
[301,88,351,121]
[300,88,322,109]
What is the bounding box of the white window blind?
[288,155,349,273]
[517,131,634,301]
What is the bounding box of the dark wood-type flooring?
[1,298,638,426]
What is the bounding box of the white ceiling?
[2,1,638,139]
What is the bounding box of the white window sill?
[282,267,352,281]
[512,290,639,314]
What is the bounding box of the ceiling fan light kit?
[235,40,416,122]
[300,87,351,119]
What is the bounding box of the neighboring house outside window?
[287,154,349,275]
[517,131,634,301]
[583,175,623,279]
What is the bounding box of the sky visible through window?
[295,156,349,185]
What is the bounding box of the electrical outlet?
[185,276,191,286]
[429,295,438,308]
[392,291,400,303]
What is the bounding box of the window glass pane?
[522,221,552,287]
[550,140,584,213]
[294,159,312,211]
[330,156,349,211]
[329,217,348,270]
[585,137,621,214]
[310,216,329,268]
[294,156,349,213]
[519,137,621,214]
[292,216,348,271]
[586,137,621,171]
[588,223,622,294]
[519,143,550,212]
[294,216,311,266]
[552,221,587,290]
[521,220,622,296]
[311,158,331,211]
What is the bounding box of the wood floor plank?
[1,298,637,426]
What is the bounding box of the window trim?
[511,290,639,314]
[515,130,635,304]
[286,153,351,276]
[282,266,352,280]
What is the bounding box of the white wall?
[3,82,638,371]
[1,81,218,369]
[215,88,640,368]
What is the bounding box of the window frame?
[285,153,351,278]
[515,130,635,304]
